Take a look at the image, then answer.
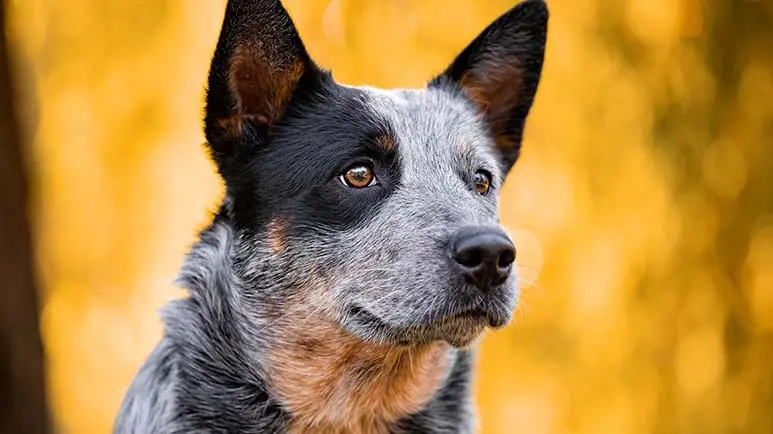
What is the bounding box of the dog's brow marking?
[374,133,397,152]
[266,217,288,255]
[267,313,451,433]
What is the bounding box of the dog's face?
[204,0,547,348]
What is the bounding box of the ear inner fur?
[228,45,306,126]
[460,67,526,156]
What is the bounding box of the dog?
[114,0,547,432]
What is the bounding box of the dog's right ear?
[204,0,319,170]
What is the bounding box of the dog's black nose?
[453,228,515,289]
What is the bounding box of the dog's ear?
[429,0,548,173]
[204,0,319,170]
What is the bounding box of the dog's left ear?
[429,0,548,173]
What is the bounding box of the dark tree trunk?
[0,2,50,433]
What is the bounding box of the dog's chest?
[264,323,453,433]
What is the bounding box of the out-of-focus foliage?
[6,0,773,432]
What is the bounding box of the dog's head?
[203,0,547,348]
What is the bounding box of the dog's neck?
[264,312,454,433]
[165,214,475,433]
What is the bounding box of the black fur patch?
[224,77,402,235]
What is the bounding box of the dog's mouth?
[449,307,491,322]
[345,303,506,347]
[346,306,394,335]
[346,305,420,346]
[347,305,495,326]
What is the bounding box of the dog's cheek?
[265,217,288,255]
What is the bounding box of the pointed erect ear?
[429,0,548,173]
[204,0,320,169]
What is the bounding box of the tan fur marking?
[267,316,451,433]
[266,217,288,255]
[374,134,397,152]
[228,43,305,123]
[459,64,524,153]
[216,114,269,141]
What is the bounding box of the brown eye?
[473,170,491,195]
[340,164,376,188]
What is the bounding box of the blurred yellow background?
[5,0,773,433]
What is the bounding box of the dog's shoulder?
[114,338,179,434]
[114,297,289,434]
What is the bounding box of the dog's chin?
[342,305,502,348]
[433,321,487,348]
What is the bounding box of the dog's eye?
[473,170,491,196]
[339,164,377,188]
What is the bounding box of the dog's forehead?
[346,84,502,180]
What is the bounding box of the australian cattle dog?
[114,0,548,432]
